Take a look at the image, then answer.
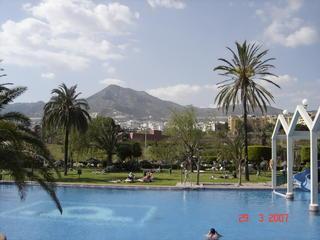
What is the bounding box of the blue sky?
[0,0,319,111]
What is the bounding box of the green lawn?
[42,144,272,186]
[52,169,271,186]
[1,168,272,186]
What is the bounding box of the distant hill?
[86,85,184,120]
[2,101,45,118]
[3,85,282,120]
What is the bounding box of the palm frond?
[213,41,280,114]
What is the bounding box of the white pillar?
[286,136,294,199]
[272,138,277,189]
[309,131,319,212]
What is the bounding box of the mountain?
[87,85,184,120]
[2,101,45,118]
[2,85,282,120]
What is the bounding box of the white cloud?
[147,0,186,9]
[148,84,201,99]
[257,0,318,47]
[255,73,320,110]
[41,72,55,79]
[147,84,217,107]
[0,0,139,70]
[285,26,318,47]
[264,74,298,86]
[271,77,320,110]
[100,78,126,87]
[24,0,138,35]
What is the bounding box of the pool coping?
[0,180,286,191]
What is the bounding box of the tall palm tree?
[214,41,280,181]
[43,84,91,176]
[0,81,62,214]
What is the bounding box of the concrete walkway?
[1,180,280,190]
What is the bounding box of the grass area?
[43,144,272,186]
[2,169,270,186]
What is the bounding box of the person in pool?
[206,228,222,240]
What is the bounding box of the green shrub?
[139,160,153,169]
[248,145,271,165]
[300,146,320,164]
[201,156,217,165]
[303,162,310,170]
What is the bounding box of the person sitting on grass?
[206,228,222,240]
[125,172,135,182]
[138,171,153,182]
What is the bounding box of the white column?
[272,138,277,189]
[286,136,294,199]
[309,131,319,212]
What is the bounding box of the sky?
[0,0,319,111]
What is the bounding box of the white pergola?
[271,101,320,212]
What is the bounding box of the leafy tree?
[0,78,62,213]
[147,140,182,172]
[218,123,245,185]
[131,142,142,159]
[116,143,132,161]
[166,108,204,185]
[87,117,121,167]
[248,145,271,175]
[214,41,280,181]
[43,84,90,175]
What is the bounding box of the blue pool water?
[0,185,320,240]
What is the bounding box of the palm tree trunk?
[106,152,112,167]
[64,128,69,176]
[243,97,250,181]
[196,158,200,185]
[238,160,242,186]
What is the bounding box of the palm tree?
[43,84,91,176]
[0,81,62,214]
[87,117,121,167]
[214,41,280,181]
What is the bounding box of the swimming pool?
[0,185,319,240]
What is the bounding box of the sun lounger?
[124,178,134,183]
[109,180,122,183]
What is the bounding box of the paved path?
[1,180,283,190]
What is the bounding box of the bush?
[201,156,217,165]
[116,143,132,161]
[139,160,153,169]
[303,162,310,170]
[113,160,141,172]
[300,146,320,164]
[123,159,140,172]
[132,142,142,158]
[248,145,271,165]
